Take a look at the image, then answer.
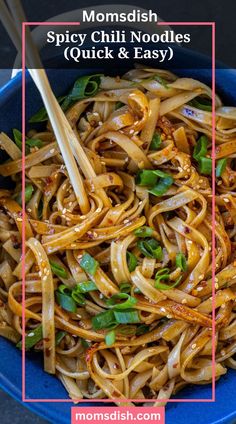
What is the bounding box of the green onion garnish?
[216,158,227,177]
[92,309,118,330]
[113,309,140,324]
[154,75,169,88]
[80,253,99,275]
[105,330,116,346]
[106,293,137,309]
[134,226,154,238]
[61,74,103,110]
[71,289,85,305]
[50,261,68,279]
[137,238,163,260]
[29,96,66,122]
[176,253,188,272]
[13,129,24,150]
[148,171,173,197]
[136,169,158,186]
[55,331,66,345]
[155,268,181,290]
[120,282,132,294]
[115,101,125,110]
[126,251,138,272]
[56,290,77,313]
[13,129,43,152]
[150,132,162,150]
[136,324,150,335]
[25,184,34,203]
[81,339,90,349]
[190,97,212,112]
[16,325,43,350]
[74,280,97,293]
[198,157,212,175]
[193,135,208,161]
[92,309,140,330]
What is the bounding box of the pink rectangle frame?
[21,20,216,403]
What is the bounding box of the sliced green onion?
[114,309,140,324]
[55,331,66,345]
[150,132,162,150]
[106,293,137,309]
[61,74,103,110]
[148,170,173,197]
[13,129,43,152]
[154,75,169,88]
[80,253,99,275]
[190,97,212,112]
[136,324,149,335]
[137,238,163,260]
[29,96,66,122]
[134,226,154,238]
[26,138,43,148]
[193,135,208,161]
[16,325,43,350]
[216,158,227,177]
[134,287,142,294]
[71,290,85,305]
[198,157,212,175]
[13,129,23,150]
[116,325,136,336]
[92,309,118,330]
[56,291,77,313]
[126,251,138,272]
[120,282,132,294]
[176,253,188,272]
[155,269,182,290]
[136,169,158,186]
[50,261,68,279]
[155,276,182,290]
[25,184,34,203]
[81,339,90,349]
[105,330,116,346]
[75,280,97,293]
[115,101,125,110]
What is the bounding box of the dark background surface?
[0,0,235,423]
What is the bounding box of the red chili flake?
[184,227,191,234]
[45,177,53,185]
[45,348,51,357]
[173,363,179,369]
[142,142,148,149]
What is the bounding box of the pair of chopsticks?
[0,0,95,213]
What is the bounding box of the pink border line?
[21,20,216,404]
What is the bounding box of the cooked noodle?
[0,65,235,404]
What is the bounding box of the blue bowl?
[0,66,236,424]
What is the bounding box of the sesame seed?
[182,299,187,304]
[123,219,129,224]
[74,228,80,232]
[224,198,230,203]
[42,276,47,281]
[197,286,203,291]
[50,149,55,154]
[215,283,219,289]
[160,307,166,313]
[27,332,35,337]
[16,217,22,222]
[96,208,102,213]
[191,343,197,349]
